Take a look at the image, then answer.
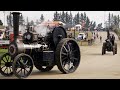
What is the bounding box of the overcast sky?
[0,11,120,27]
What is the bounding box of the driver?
[110,34,115,45]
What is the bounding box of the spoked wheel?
[12,53,33,79]
[0,53,13,76]
[34,63,54,72]
[56,38,81,74]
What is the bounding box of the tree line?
[106,12,120,30]
[0,11,108,31]
[53,11,100,31]
[5,11,99,31]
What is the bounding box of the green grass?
[0,49,8,56]
[0,50,12,65]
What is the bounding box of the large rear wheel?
[55,38,81,74]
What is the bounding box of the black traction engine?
[0,12,81,79]
[102,29,117,55]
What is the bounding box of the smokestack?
[12,12,21,41]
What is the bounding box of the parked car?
[77,33,86,40]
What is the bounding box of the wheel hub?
[9,44,16,56]
[20,64,27,69]
[5,62,12,67]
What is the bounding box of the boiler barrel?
[18,43,48,52]
[9,42,48,56]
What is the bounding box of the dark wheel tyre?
[0,53,13,76]
[114,43,117,54]
[55,38,81,74]
[102,47,105,55]
[103,43,106,54]
[102,43,106,55]
[34,62,54,72]
[113,46,115,55]
[12,53,33,79]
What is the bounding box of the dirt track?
[0,31,120,79]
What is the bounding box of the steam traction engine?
[102,29,117,55]
[0,12,81,79]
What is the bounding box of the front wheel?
[12,53,33,79]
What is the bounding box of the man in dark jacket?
[110,34,115,45]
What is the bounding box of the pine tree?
[53,11,60,21]
[59,12,62,21]
[114,16,117,26]
[80,13,84,22]
[73,15,77,25]
[118,15,119,28]
[107,13,120,30]
[89,21,93,30]
[92,22,96,30]
[58,12,60,21]
[85,16,90,28]
[30,20,34,26]
[69,11,73,25]
[76,12,80,24]
[61,11,66,23]
[19,14,24,25]
[111,13,114,27]
[83,12,87,21]
[36,19,40,25]
[108,12,111,28]
[53,11,57,21]
[96,23,102,31]
[0,20,3,25]
[40,14,44,23]
[7,12,12,26]
[65,12,69,24]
